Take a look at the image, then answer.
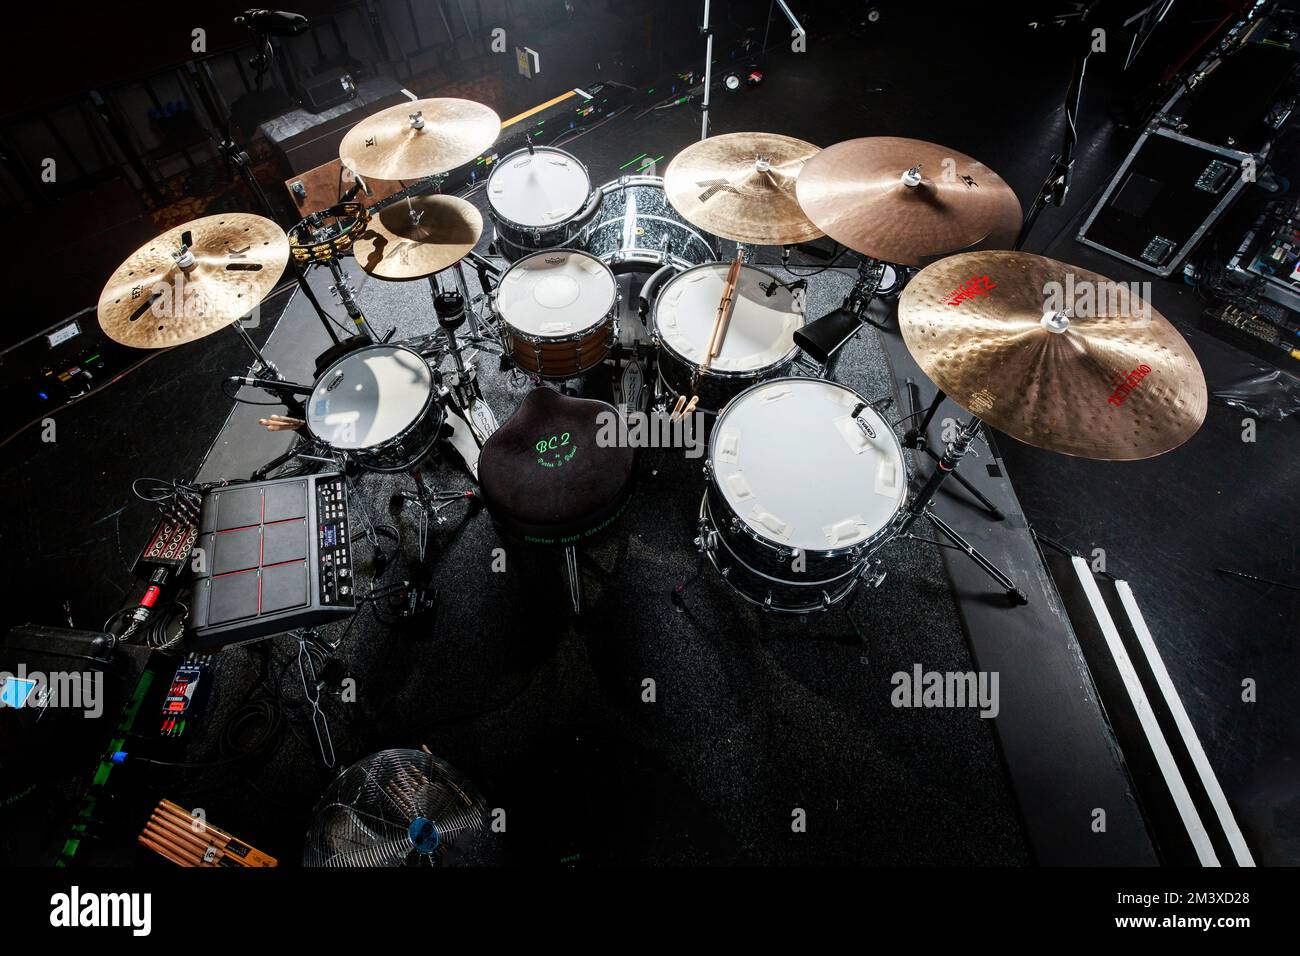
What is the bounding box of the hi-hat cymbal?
[663,132,824,245]
[796,137,1021,265]
[353,194,483,281]
[898,251,1207,460]
[98,213,289,349]
[340,98,501,180]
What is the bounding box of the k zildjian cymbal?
[352,194,483,280]
[898,250,1207,460]
[97,214,289,349]
[663,132,824,245]
[796,137,1022,265]
[339,98,501,180]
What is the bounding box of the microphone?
[236,9,309,36]
[228,375,313,396]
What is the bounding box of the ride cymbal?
[795,137,1021,265]
[663,132,824,245]
[340,98,501,180]
[898,250,1207,460]
[97,213,289,349]
[353,194,483,280]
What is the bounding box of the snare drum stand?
[895,415,1027,605]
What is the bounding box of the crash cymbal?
[353,194,483,281]
[898,251,1207,460]
[339,98,501,180]
[795,137,1022,265]
[98,213,289,349]
[663,132,824,245]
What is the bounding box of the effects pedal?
[160,655,211,739]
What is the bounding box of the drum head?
[497,250,617,336]
[710,378,906,552]
[655,263,802,372]
[308,345,433,449]
[487,148,591,227]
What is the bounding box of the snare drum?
[581,176,717,273]
[653,262,804,414]
[701,378,908,613]
[487,147,599,261]
[496,249,619,380]
[307,344,442,473]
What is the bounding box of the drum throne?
[477,387,635,612]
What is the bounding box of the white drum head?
[655,264,803,372]
[487,148,590,227]
[497,250,617,336]
[308,345,432,449]
[711,379,906,552]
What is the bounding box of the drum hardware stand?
[430,290,498,478]
[895,415,1027,606]
[901,380,1004,521]
[182,62,344,348]
[392,468,476,563]
[325,258,382,342]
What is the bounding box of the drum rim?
[495,247,619,336]
[706,375,909,556]
[652,261,803,375]
[307,342,436,451]
[486,145,592,230]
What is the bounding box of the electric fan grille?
[304,748,490,866]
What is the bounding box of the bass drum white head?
[496,249,618,337]
[710,378,907,553]
[654,263,803,373]
[487,147,591,228]
[308,345,433,449]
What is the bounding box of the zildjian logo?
[696,179,741,202]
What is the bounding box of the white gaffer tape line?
[1070,556,1220,866]
[1114,580,1255,867]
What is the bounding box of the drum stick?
[139,834,195,867]
[682,396,699,417]
[703,255,743,369]
[671,394,687,420]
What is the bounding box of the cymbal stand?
[324,257,382,342]
[902,380,1003,520]
[894,414,1026,605]
[182,61,342,348]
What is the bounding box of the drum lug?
[866,559,887,589]
[729,517,742,534]
[694,528,719,553]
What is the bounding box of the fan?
[303,748,491,866]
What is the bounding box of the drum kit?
[94,94,1209,617]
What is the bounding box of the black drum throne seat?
[478,387,635,611]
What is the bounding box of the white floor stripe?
[1115,580,1256,866]
[1070,557,1220,866]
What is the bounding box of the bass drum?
[701,377,908,613]
[653,262,804,415]
[487,146,600,262]
[307,344,442,473]
[581,176,717,274]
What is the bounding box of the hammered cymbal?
[796,137,1022,265]
[98,213,289,349]
[353,194,483,280]
[663,132,824,245]
[898,251,1207,460]
[340,98,500,180]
